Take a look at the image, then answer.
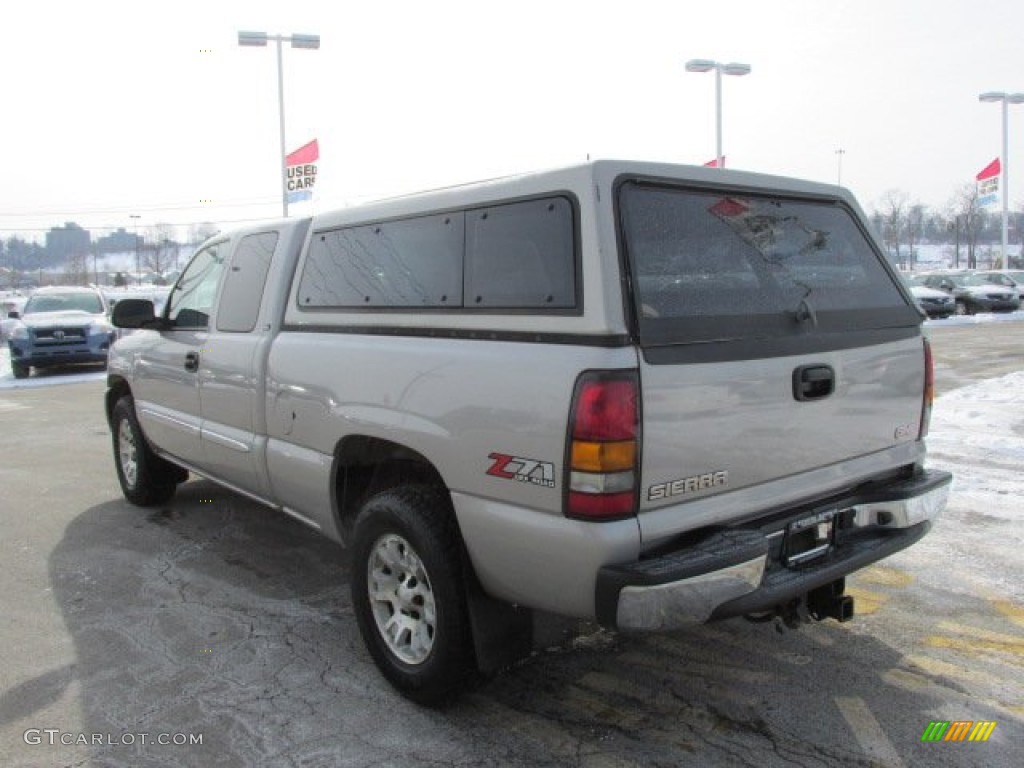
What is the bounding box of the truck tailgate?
[637,336,925,530]
[615,179,927,544]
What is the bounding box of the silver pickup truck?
[106,160,951,704]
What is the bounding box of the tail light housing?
[919,337,934,439]
[565,370,640,520]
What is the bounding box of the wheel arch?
[332,435,448,538]
[105,375,133,428]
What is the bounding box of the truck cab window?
[166,242,227,330]
[217,232,279,332]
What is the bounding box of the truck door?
[197,231,279,496]
[132,241,228,464]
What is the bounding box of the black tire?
[954,300,970,316]
[12,362,29,379]
[111,396,185,506]
[350,485,474,705]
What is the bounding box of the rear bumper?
[596,468,951,630]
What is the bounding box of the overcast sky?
[2,0,1022,242]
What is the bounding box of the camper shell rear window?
[617,181,920,348]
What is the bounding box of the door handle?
[793,364,834,401]
[184,351,200,373]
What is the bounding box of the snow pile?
[926,370,1024,523]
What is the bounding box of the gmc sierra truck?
[105,160,951,704]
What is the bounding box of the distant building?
[46,222,91,259]
[96,227,141,254]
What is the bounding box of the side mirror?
[111,298,163,329]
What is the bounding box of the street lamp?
[979,91,1024,268]
[129,214,141,286]
[238,30,321,218]
[685,58,751,169]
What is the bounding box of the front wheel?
[350,485,474,705]
[954,300,970,316]
[11,362,29,379]
[111,396,185,506]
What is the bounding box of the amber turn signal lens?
[571,440,636,473]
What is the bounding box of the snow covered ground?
[896,369,1024,601]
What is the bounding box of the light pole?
[979,91,1024,268]
[835,148,846,186]
[685,59,751,169]
[238,30,320,218]
[130,214,141,286]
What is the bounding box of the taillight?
[919,337,934,439]
[565,371,640,520]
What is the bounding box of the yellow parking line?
[844,587,887,615]
[925,634,1024,661]
[853,566,914,588]
[991,599,1024,629]
[901,654,1002,687]
[620,649,778,686]
[935,621,1024,647]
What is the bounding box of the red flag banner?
[976,158,1000,181]
[704,157,725,168]
[286,139,319,165]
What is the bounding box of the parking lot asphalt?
[0,321,1021,767]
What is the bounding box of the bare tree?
[905,203,926,271]
[143,222,178,276]
[876,189,909,268]
[948,184,986,269]
[65,253,90,285]
[188,221,219,245]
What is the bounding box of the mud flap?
[463,562,533,675]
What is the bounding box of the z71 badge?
[486,453,556,489]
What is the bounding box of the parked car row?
[905,269,1021,317]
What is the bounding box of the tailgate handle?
[793,365,834,401]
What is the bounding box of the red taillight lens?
[919,337,934,439]
[566,371,640,521]
[573,380,638,441]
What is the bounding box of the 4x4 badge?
[487,453,556,489]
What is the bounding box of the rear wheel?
[350,485,474,705]
[111,396,185,506]
[11,362,29,379]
